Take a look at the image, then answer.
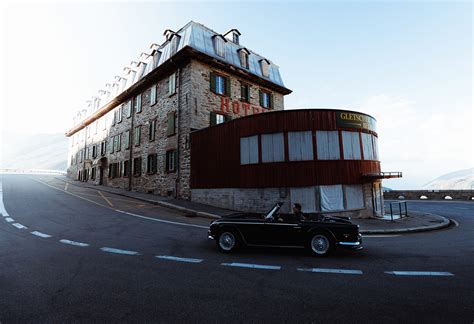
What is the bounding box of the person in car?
[293,203,307,221]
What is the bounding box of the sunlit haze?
[0,1,472,189]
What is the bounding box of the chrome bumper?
[337,241,361,247]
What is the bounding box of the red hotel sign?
[219,97,268,116]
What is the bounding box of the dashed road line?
[297,268,363,275]
[64,183,68,191]
[59,239,90,247]
[156,255,203,263]
[0,182,10,217]
[5,217,14,222]
[98,190,113,207]
[12,223,27,229]
[385,271,454,276]
[100,247,139,255]
[362,235,400,238]
[31,231,52,238]
[221,262,281,270]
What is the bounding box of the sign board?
[336,111,377,132]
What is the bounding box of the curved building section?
[190,109,387,218]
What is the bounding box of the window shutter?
[174,150,178,170]
[210,72,216,93]
[210,112,216,126]
[225,77,231,97]
[269,93,274,109]
[167,112,175,136]
[259,90,263,106]
[225,114,232,122]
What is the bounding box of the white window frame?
[150,84,157,106]
[168,73,176,95]
[240,135,259,165]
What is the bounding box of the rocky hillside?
[1,132,68,171]
[423,168,474,190]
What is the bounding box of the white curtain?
[342,131,361,160]
[261,133,284,163]
[345,185,364,209]
[240,136,259,165]
[361,133,374,160]
[316,131,340,160]
[288,131,313,161]
[290,187,317,212]
[320,185,344,211]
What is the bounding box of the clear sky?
[0,1,472,189]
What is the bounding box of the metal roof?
[72,21,287,129]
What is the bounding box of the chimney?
[163,29,176,41]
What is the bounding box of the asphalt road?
[0,174,473,323]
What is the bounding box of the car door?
[263,219,303,247]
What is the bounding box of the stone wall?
[67,58,287,199]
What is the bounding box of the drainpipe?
[170,57,181,198]
[128,101,135,191]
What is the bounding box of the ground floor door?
[372,182,383,216]
[99,167,103,185]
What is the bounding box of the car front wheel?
[309,234,332,256]
[217,230,239,253]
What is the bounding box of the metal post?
[390,203,393,221]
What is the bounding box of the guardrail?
[0,169,66,175]
[388,201,408,221]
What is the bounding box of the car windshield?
[264,202,282,221]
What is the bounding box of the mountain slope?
[1,132,68,171]
[423,168,474,190]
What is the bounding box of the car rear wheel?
[217,230,240,253]
[309,234,332,256]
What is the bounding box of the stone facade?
[67,59,286,199]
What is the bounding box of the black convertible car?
[208,202,362,256]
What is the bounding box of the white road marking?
[453,207,468,210]
[100,247,139,255]
[297,268,363,275]
[59,239,89,247]
[362,235,400,238]
[64,183,68,191]
[156,255,203,263]
[0,182,10,217]
[221,262,281,270]
[32,178,208,230]
[12,223,27,229]
[116,210,208,229]
[5,217,14,222]
[31,231,52,238]
[385,271,454,276]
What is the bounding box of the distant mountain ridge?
[1,132,68,171]
[423,168,474,190]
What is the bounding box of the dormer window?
[224,29,241,45]
[170,35,180,55]
[260,59,270,78]
[213,35,227,57]
[238,48,250,69]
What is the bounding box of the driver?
[293,203,308,221]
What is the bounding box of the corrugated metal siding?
[191,109,381,189]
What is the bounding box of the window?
[261,133,285,163]
[168,73,176,95]
[240,83,250,102]
[125,100,132,118]
[344,185,364,210]
[110,137,115,153]
[210,72,230,96]
[259,90,273,109]
[240,135,259,165]
[316,131,340,160]
[239,49,249,69]
[213,36,225,57]
[87,126,90,138]
[288,131,313,161]
[361,132,375,160]
[92,145,97,159]
[124,160,130,177]
[91,167,96,181]
[115,134,121,152]
[260,59,270,77]
[170,35,180,55]
[166,150,177,172]
[342,131,361,160]
[149,120,157,141]
[150,85,157,106]
[320,185,344,211]
[133,157,142,176]
[134,126,141,146]
[134,94,142,113]
[210,112,230,126]
[147,154,158,174]
[94,121,98,135]
[167,112,176,136]
[372,135,379,160]
[124,130,130,149]
[101,140,107,155]
[116,107,123,123]
[118,161,123,177]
